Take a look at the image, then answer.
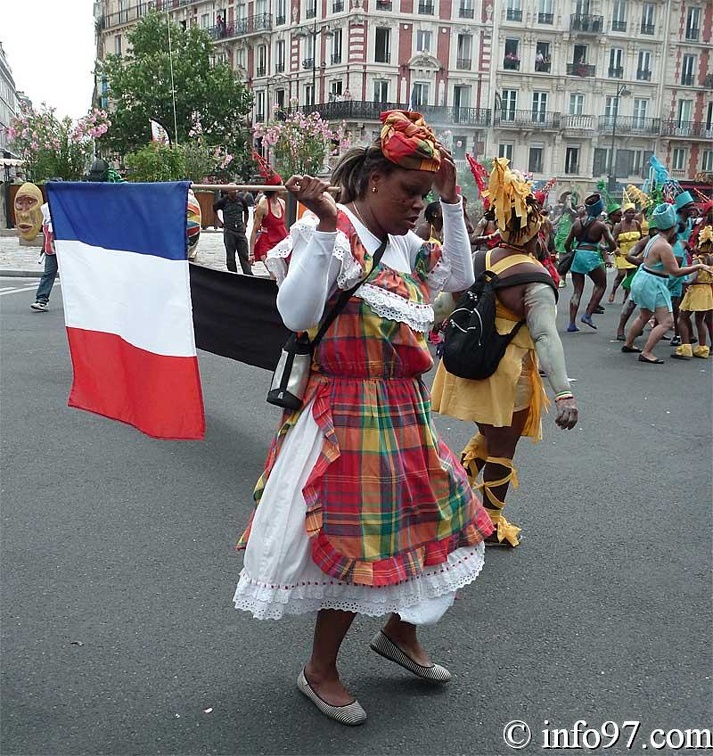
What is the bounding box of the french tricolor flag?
[47,181,205,440]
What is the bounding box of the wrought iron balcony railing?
[333,0,344,10]
[209,14,272,40]
[275,62,285,72]
[640,23,655,35]
[636,69,652,81]
[611,20,626,31]
[685,27,699,40]
[456,58,472,70]
[680,73,695,86]
[506,8,522,21]
[275,14,286,23]
[570,13,604,33]
[298,100,492,126]
[255,66,266,77]
[503,58,521,70]
[608,66,624,78]
[496,109,560,128]
[459,6,475,18]
[535,60,551,73]
[537,12,553,24]
[660,120,710,138]
[598,116,660,135]
[561,114,595,130]
[567,63,596,77]
[375,53,391,63]
[376,0,392,8]
[305,6,317,18]
[302,57,315,69]
[418,2,434,13]
[331,53,342,64]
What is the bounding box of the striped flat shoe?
[369,631,452,683]
[297,669,367,726]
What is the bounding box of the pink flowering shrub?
[253,109,351,178]
[7,103,111,181]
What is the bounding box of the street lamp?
[295,11,332,108]
[607,83,630,193]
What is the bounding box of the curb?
[0,270,43,278]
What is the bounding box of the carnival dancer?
[621,203,710,364]
[249,186,288,267]
[668,191,698,345]
[415,200,443,244]
[609,203,641,303]
[563,193,616,331]
[431,159,578,548]
[616,217,657,341]
[234,111,493,725]
[671,224,713,360]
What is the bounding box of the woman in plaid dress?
[234,111,493,725]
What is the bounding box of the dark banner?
[189,265,289,372]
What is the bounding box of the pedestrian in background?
[213,189,252,275]
[30,203,58,312]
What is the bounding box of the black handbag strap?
[310,237,388,349]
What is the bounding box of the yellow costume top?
[431,251,548,440]
[615,229,641,270]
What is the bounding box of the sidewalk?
[0,229,270,277]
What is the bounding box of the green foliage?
[124,143,186,182]
[100,12,253,176]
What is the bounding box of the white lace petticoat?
[233,399,486,623]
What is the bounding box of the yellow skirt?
[680,284,713,312]
[431,317,548,441]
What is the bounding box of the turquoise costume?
[630,238,673,312]
[571,245,604,274]
[668,219,692,297]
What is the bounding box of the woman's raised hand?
[285,175,338,232]
[432,147,458,204]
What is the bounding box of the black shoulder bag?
[267,237,388,410]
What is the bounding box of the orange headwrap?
[379,110,440,172]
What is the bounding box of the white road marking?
[0,282,60,296]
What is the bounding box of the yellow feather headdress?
[488,157,541,244]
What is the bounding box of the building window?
[565,146,580,174]
[681,55,696,86]
[641,3,655,34]
[200,12,210,27]
[637,50,651,80]
[532,92,547,122]
[255,90,266,122]
[677,98,693,127]
[503,39,520,70]
[537,0,553,24]
[707,102,713,131]
[256,45,267,76]
[685,7,700,40]
[528,145,544,173]
[417,0,434,14]
[498,143,514,161]
[275,89,286,109]
[604,95,620,122]
[672,148,686,172]
[633,98,648,128]
[608,48,624,78]
[459,0,474,18]
[702,150,713,172]
[114,35,122,56]
[535,42,551,72]
[569,93,584,115]
[375,28,390,63]
[501,89,517,121]
[453,136,467,159]
[611,0,627,31]
[276,0,287,23]
[329,80,343,100]
[411,82,430,106]
[632,150,653,177]
[593,148,609,176]
[416,30,432,52]
[453,85,471,111]
[331,29,342,63]
[373,79,389,102]
[506,0,522,22]
[304,83,314,105]
[456,34,472,69]
[305,0,317,18]
[275,40,286,72]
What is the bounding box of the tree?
[100,13,253,177]
[7,104,110,182]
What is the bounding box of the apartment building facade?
[96,0,712,193]
[0,42,19,153]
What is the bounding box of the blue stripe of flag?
[46,181,190,261]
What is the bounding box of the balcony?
[565,163,580,175]
[611,20,626,31]
[506,8,522,21]
[535,60,551,73]
[255,111,266,123]
[496,109,560,129]
[537,12,553,24]
[376,0,392,8]
[301,100,492,126]
[685,27,699,41]
[302,57,315,69]
[561,114,595,132]
[275,62,285,72]
[305,5,317,18]
[375,53,391,63]
[608,66,623,79]
[275,14,286,23]
[256,66,266,77]
[660,120,710,138]
[209,14,272,40]
[503,57,521,70]
[331,53,342,64]
[418,2,434,13]
[459,6,475,17]
[456,58,472,70]
[598,115,660,135]
[333,0,344,10]
[567,63,596,77]
[570,13,604,33]
[680,73,695,86]
[636,69,652,81]
[640,23,655,35]
[102,1,157,29]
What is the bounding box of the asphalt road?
[1,277,711,756]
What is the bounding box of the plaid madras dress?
[236,210,493,616]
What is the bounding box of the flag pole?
[166,11,179,146]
